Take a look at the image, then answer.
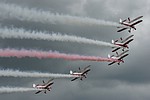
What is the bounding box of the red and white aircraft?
[117,16,143,32]
[112,35,134,52]
[33,79,54,94]
[70,65,91,81]
[108,51,129,65]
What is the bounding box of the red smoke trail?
[0,48,120,62]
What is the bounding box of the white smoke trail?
[0,27,117,47]
[0,69,77,78]
[0,2,120,26]
[0,87,39,93]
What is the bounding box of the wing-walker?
[70,65,91,81]
[117,16,143,33]
[108,50,129,65]
[33,79,54,94]
[112,35,134,52]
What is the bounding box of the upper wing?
[118,54,129,60]
[84,65,91,70]
[129,16,143,23]
[121,35,134,43]
[45,82,54,88]
[130,20,143,26]
[117,27,128,32]
[45,79,54,85]
[123,39,134,45]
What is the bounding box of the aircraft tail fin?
[112,40,115,44]
[108,54,111,58]
[33,84,36,88]
[119,19,122,23]
[70,70,73,74]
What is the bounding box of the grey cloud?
[0,0,149,100]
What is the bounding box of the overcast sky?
[0,0,150,100]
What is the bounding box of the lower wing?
[35,91,42,94]
[71,77,79,81]
[117,27,128,32]
[112,47,121,52]
[108,61,115,65]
